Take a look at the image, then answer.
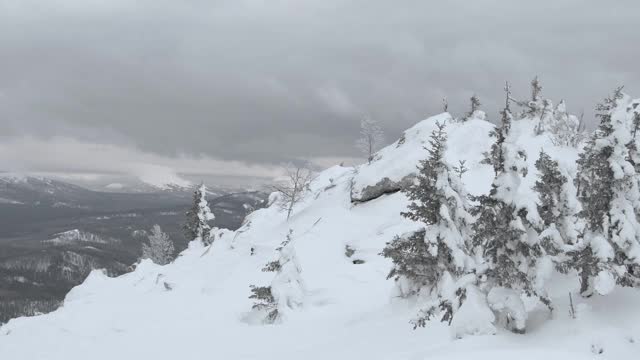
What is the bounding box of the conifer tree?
[515,76,543,118]
[184,183,215,245]
[571,87,640,296]
[472,82,543,334]
[463,95,481,121]
[531,76,542,103]
[533,150,579,271]
[453,160,468,180]
[548,100,584,147]
[249,230,305,324]
[381,121,473,297]
[141,225,175,265]
[518,77,552,132]
[627,110,640,169]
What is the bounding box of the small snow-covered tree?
[627,110,640,168]
[632,112,640,140]
[272,163,313,221]
[463,94,481,121]
[516,76,550,119]
[548,100,584,147]
[453,160,468,179]
[356,117,385,164]
[472,82,545,334]
[570,87,640,297]
[514,77,555,135]
[382,121,474,331]
[382,122,472,294]
[514,77,582,143]
[184,183,215,245]
[533,150,579,271]
[141,225,175,265]
[531,76,542,102]
[249,230,305,324]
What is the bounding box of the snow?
[132,164,192,190]
[594,270,616,296]
[451,285,496,338]
[43,229,118,245]
[351,112,495,200]
[2,113,640,360]
[0,172,30,183]
[487,287,528,332]
[105,182,125,190]
[0,197,24,204]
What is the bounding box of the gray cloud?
[1,0,639,178]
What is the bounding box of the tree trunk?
[579,267,593,298]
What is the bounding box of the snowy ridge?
[44,229,120,246]
[2,110,640,359]
[351,112,495,201]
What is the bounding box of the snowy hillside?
[2,103,640,359]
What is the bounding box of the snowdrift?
[2,113,640,360]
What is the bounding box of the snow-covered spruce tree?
[183,183,215,245]
[463,94,481,121]
[570,87,640,297]
[514,76,553,135]
[515,77,582,143]
[249,230,305,324]
[533,150,579,271]
[472,82,546,334]
[141,224,175,265]
[548,100,584,147]
[381,121,474,324]
[356,117,385,164]
[627,110,640,169]
[516,76,548,119]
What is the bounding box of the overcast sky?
[1,0,638,186]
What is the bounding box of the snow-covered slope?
[2,114,639,360]
[0,174,94,207]
[351,112,495,201]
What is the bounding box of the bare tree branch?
[270,163,313,220]
[355,118,384,164]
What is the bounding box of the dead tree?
[356,118,385,164]
[272,164,313,220]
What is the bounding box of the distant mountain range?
[0,174,216,209]
[0,175,269,323]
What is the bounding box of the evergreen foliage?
[571,87,640,296]
[453,160,468,180]
[249,230,305,324]
[472,82,544,333]
[382,121,472,299]
[534,150,577,256]
[548,100,584,147]
[463,95,481,121]
[184,183,215,245]
[141,225,175,265]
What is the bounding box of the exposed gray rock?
[350,174,416,203]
